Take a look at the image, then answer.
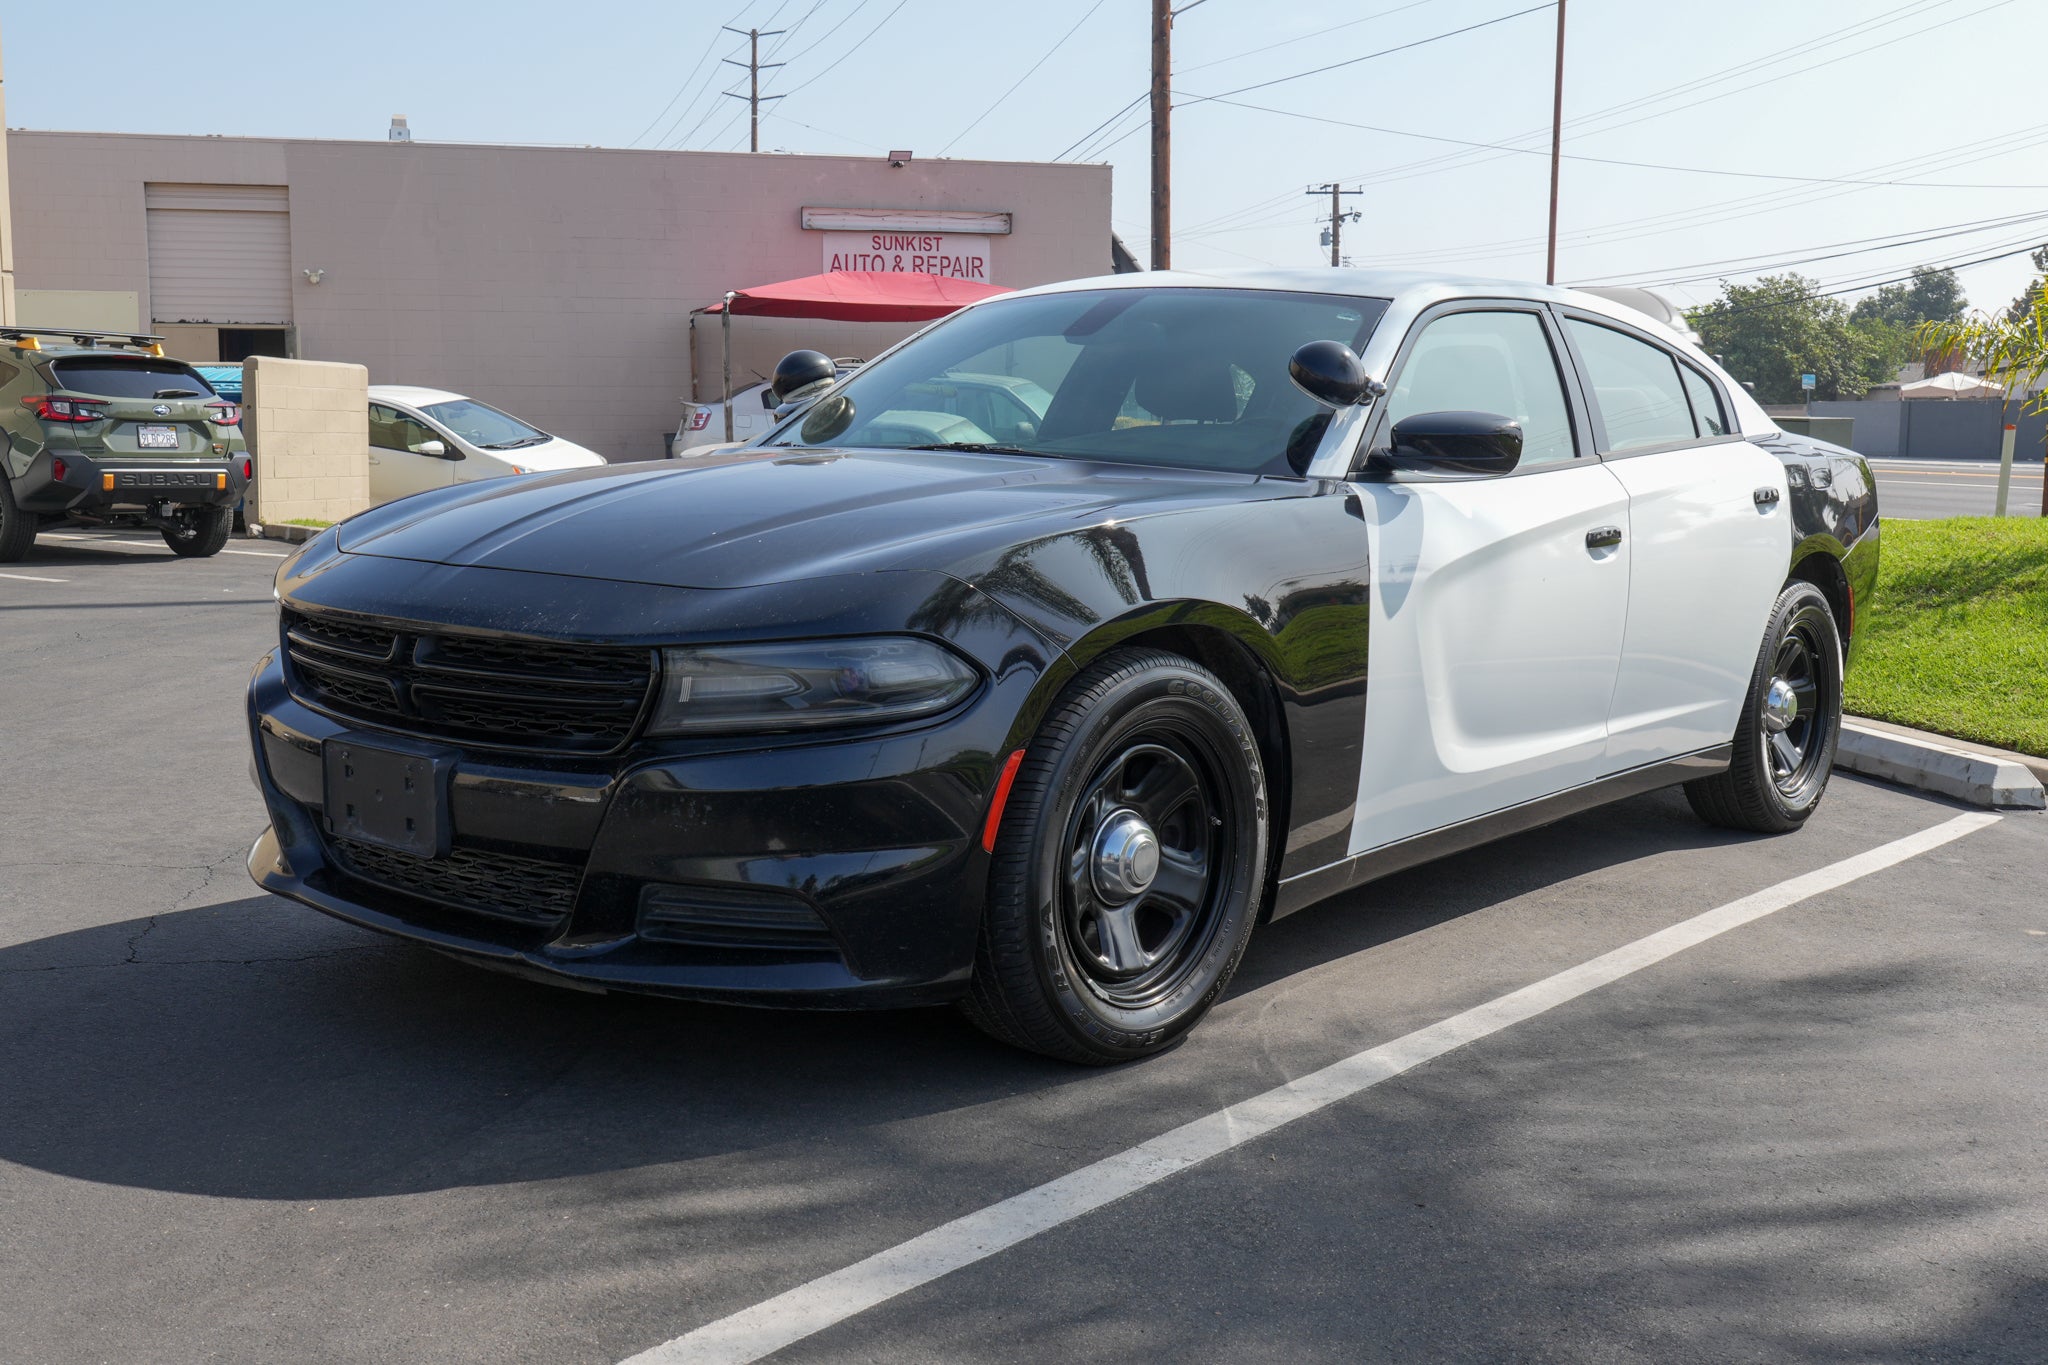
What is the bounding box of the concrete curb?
[247,523,324,545]
[1838,720,2047,810]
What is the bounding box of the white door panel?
[1350,462,1632,856]
[1603,443,1790,767]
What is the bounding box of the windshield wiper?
[152,388,201,399]
[484,434,550,450]
[898,442,1041,457]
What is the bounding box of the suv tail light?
[206,401,241,427]
[22,395,107,424]
[242,457,254,480]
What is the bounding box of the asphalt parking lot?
[3,535,2044,1365]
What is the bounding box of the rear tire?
[0,477,35,562]
[162,505,233,558]
[962,649,1268,1064]
[1685,580,1843,833]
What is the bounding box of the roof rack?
[0,326,167,354]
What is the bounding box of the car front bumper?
[245,645,1026,1009]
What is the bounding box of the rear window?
[50,357,216,400]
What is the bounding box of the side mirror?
[771,349,837,405]
[1287,339,1373,407]
[415,439,448,458]
[1385,410,1522,476]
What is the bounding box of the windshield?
[767,287,1388,476]
[419,397,549,449]
[51,357,217,400]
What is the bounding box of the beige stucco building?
[8,130,1113,459]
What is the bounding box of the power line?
[1054,92,1147,162]
[1697,237,2048,320]
[1178,2,1554,107]
[1572,210,2048,289]
[1177,0,1444,76]
[1173,0,1978,241]
[625,3,753,147]
[941,0,1112,155]
[1175,94,2048,197]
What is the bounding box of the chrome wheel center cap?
[1092,809,1161,900]
[1763,677,1799,734]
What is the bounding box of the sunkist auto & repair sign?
[822,232,991,280]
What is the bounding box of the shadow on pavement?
[0,789,1753,1206]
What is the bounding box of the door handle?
[1585,526,1623,549]
[1753,486,1781,506]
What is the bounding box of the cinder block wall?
[245,356,369,526]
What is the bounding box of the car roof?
[368,384,465,406]
[999,267,1697,344]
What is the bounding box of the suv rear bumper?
[10,449,246,514]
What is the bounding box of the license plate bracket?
[322,735,454,858]
[136,424,180,450]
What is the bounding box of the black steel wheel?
[1685,580,1843,833]
[964,649,1268,1064]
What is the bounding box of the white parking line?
[621,811,2001,1365]
[223,549,289,558]
[0,570,67,583]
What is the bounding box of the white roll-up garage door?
[144,184,292,325]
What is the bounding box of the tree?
[1688,274,1895,403]
[1918,286,2048,415]
[1849,265,1968,330]
[2002,245,2048,327]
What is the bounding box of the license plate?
[136,424,180,450]
[323,735,453,858]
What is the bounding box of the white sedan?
[365,386,606,503]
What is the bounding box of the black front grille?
[283,609,654,751]
[329,837,581,927]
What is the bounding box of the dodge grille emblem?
[152,404,171,416]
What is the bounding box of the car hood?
[334,447,1266,590]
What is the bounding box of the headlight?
[647,637,979,735]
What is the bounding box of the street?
[1870,456,2046,520]
[2,538,2042,1364]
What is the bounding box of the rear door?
[367,403,456,502]
[1555,313,1790,768]
[1349,303,1634,856]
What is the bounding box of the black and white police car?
[247,270,1877,1063]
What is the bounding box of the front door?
[1349,306,1633,856]
[367,403,456,503]
[1555,315,1791,768]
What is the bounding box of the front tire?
[1685,580,1843,833]
[162,505,233,558]
[963,649,1269,1064]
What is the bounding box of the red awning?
[702,270,1010,322]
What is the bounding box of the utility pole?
[1544,0,1567,284]
[1150,0,1172,270]
[1309,184,1362,267]
[722,26,786,153]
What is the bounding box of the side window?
[1384,310,1576,466]
[1564,320,1697,452]
[368,403,440,453]
[1680,364,1727,437]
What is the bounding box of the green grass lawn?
[1845,517,2048,757]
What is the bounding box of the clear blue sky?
[6,0,2044,313]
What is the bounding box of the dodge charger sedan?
[245,270,1877,1063]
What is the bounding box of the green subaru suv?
[0,328,250,561]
